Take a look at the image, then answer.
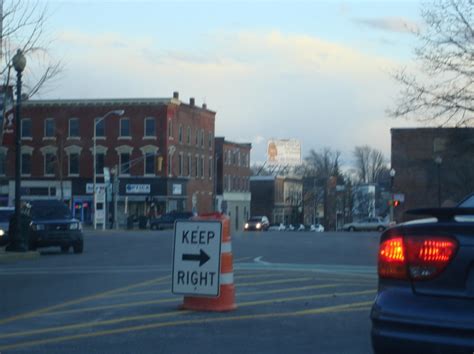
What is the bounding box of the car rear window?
[31,205,72,220]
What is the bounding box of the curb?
[0,248,40,264]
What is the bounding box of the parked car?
[268,223,286,231]
[16,200,83,253]
[310,223,325,232]
[371,197,474,354]
[150,211,194,230]
[244,216,270,231]
[0,207,15,246]
[342,217,389,232]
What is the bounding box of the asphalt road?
[0,229,381,354]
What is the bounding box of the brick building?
[250,175,303,225]
[214,138,251,232]
[0,92,216,226]
[392,128,474,221]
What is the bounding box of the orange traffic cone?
[181,213,237,312]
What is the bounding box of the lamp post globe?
[12,50,26,73]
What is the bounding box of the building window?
[200,130,205,148]
[201,156,205,178]
[168,153,173,175]
[95,153,105,174]
[208,157,213,179]
[44,153,56,175]
[187,154,191,176]
[145,153,155,175]
[227,150,231,165]
[178,125,183,143]
[187,127,191,144]
[95,118,105,137]
[195,129,199,146]
[168,120,173,138]
[208,133,213,149]
[120,118,130,137]
[228,175,232,191]
[69,153,79,175]
[224,175,228,191]
[21,119,31,138]
[237,151,241,166]
[145,117,156,137]
[44,118,55,138]
[0,151,6,175]
[178,153,183,176]
[195,156,199,178]
[120,153,130,175]
[21,153,31,175]
[69,118,79,137]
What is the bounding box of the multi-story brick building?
[0,92,216,226]
[214,138,251,232]
[392,128,474,221]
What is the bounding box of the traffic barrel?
[181,213,237,312]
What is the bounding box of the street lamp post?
[93,110,124,229]
[12,49,26,251]
[389,168,396,223]
[434,156,442,207]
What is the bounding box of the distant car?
[150,211,194,230]
[296,224,307,231]
[285,224,295,231]
[17,200,83,253]
[310,223,324,232]
[371,197,474,354]
[244,216,270,231]
[342,217,389,232]
[268,223,285,231]
[0,207,15,246]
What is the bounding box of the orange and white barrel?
[181,213,237,312]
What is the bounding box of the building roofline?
[215,136,252,148]
[24,97,174,107]
[391,127,474,132]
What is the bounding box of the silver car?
[342,217,389,232]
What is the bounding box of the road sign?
[172,220,222,297]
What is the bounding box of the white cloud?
[47,29,411,163]
[353,17,420,34]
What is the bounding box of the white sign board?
[172,184,182,195]
[87,183,106,194]
[126,184,151,194]
[172,221,222,297]
[267,139,302,166]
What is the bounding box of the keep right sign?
[172,220,222,297]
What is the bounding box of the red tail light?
[378,235,457,280]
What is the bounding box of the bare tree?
[389,0,473,126]
[304,148,341,229]
[1,1,62,98]
[353,145,386,184]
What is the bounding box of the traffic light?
[393,200,400,207]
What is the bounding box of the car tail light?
[378,235,457,280]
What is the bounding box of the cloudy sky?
[28,0,423,166]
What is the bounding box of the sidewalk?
[0,246,40,264]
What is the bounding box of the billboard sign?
[267,139,301,166]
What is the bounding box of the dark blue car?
[371,195,474,354]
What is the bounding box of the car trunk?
[406,222,474,299]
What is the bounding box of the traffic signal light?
[388,200,401,207]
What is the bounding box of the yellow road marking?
[0,289,374,340]
[0,275,171,325]
[42,297,180,317]
[0,301,373,352]
[42,288,373,318]
[238,289,375,307]
[238,283,344,296]
[238,277,312,286]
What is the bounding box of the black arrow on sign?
[182,249,210,267]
